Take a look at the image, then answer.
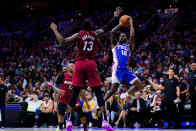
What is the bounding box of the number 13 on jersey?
[83,41,94,51]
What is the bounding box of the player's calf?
[128,79,144,95]
[104,83,120,101]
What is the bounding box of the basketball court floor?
[1,128,196,131]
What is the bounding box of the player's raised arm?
[50,22,79,44]
[110,24,123,49]
[95,6,123,38]
[129,17,135,52]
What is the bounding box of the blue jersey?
[112,42,130,68]
[111,42,137,84]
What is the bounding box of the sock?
[102,111,107,121]
[67,113,71,121]
[59,123,64,129]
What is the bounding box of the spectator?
[35,95,54,128]
[40,77,49,90]
[19,92,42,127]
[151,90,164,127]
[61,58,70,68]
[127,92,147,127]
[115,96,131,128]
[106,96,119,123]
[83,91,97,127]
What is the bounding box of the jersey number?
[122,50,127,56]
[68,85,72,90]
[83,41,94,51]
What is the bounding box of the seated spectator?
[18,92,42,127]
[127,92,147,127]
[83,91,97,127]
[106,96,119,123]
[151,90,164,127]
[152,90,162,111]
[35,95,54,128]
[115,96,131,128]
[146,87,157,109]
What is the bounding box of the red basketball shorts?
[72,60,101,87]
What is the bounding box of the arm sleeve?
[56,74,65,85]
[103,16,119,32]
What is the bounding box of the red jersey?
[59,73,72,105]
[75,30,99,60]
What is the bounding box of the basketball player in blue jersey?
[104,17,144,101]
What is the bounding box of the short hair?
[82,19,92,31]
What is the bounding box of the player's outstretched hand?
[58,89,65,96]
[50,22,57,31]
[114,6,123,17]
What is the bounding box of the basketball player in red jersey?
[50,7,122,131]
[53,63,88,131]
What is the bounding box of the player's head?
[67,63,74,74]
[83,19,93,31]
[119,32,128,43]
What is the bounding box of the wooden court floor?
[1,128,196,131]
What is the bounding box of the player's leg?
[124,70,144,96]
[86,60,106,120]
[104,66,121,101]
[68,60,85,114]
[74,106,88,131]
[104,83,119,101]
[87,60,113,131]
[68,86,82,113]
[67,60,85,131]
[91,86,106,119]
[66,86,82,131]
[57,103,67,130]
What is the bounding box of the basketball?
[119,15,130,26]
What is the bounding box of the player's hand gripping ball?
[119,15,131,27]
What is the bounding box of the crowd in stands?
[0,6,195,128]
